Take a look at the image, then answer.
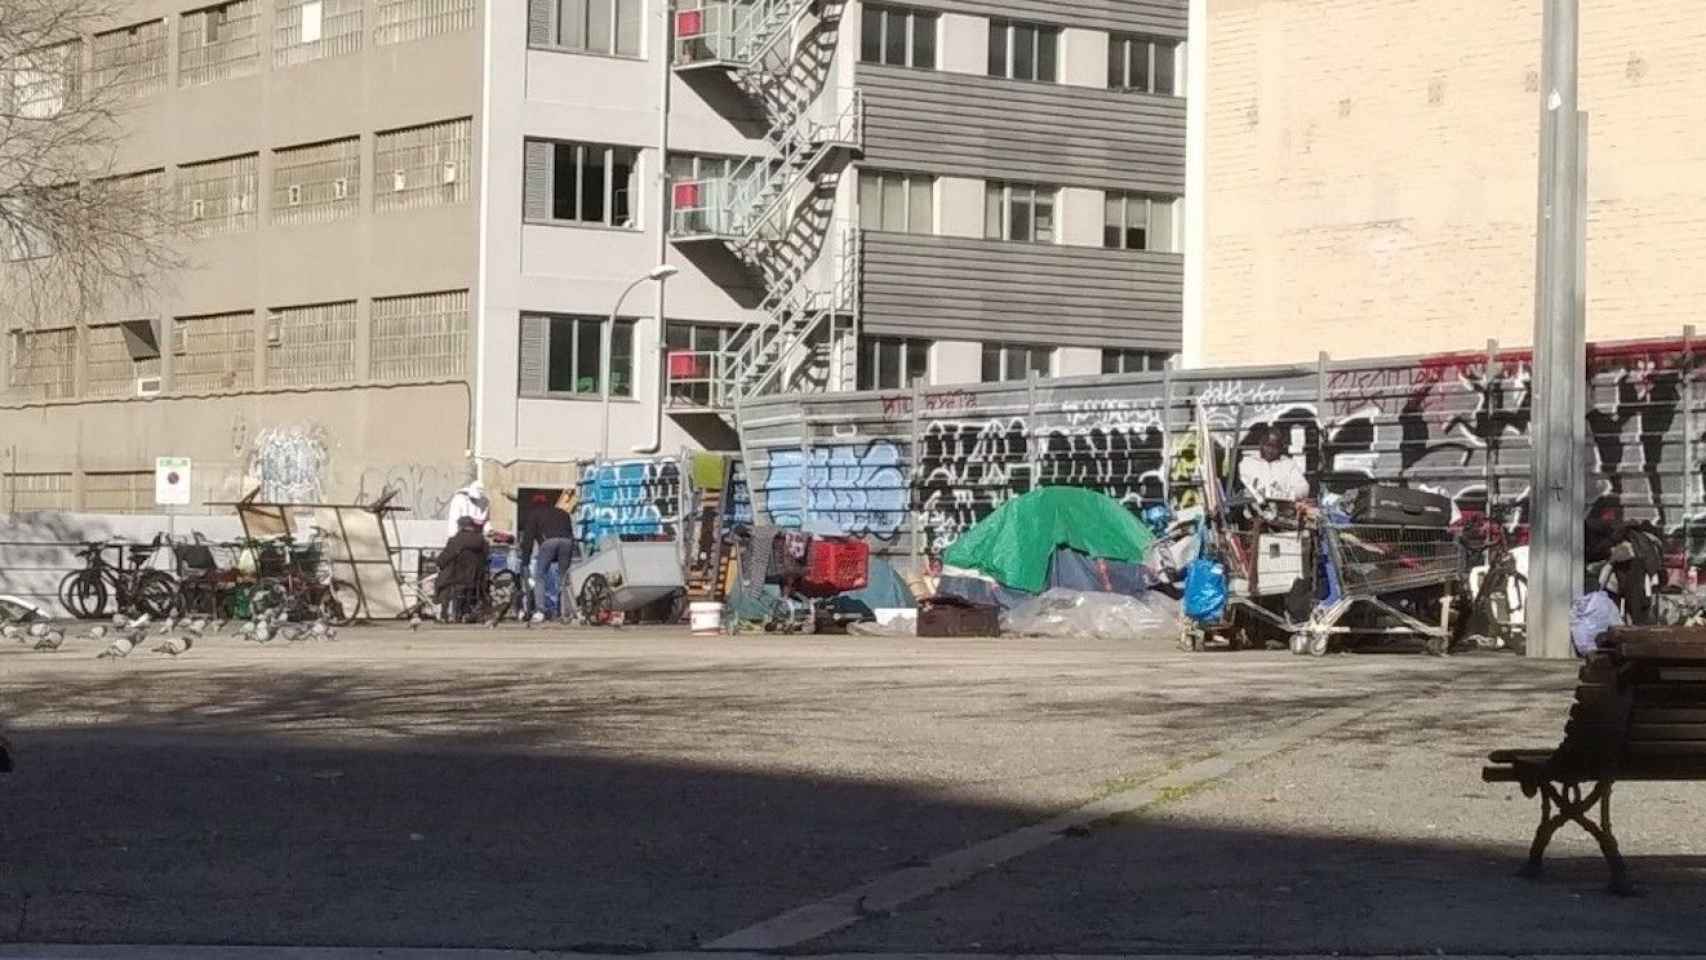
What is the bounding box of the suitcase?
[917,596,1001,637]
[1347,484,1452,527]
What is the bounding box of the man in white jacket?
[444,481,491,538]
[1241,428,1310,503]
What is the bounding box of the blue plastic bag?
[1183,556,1228,624]
[1570,590,1622,657]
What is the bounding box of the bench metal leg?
[1520,779,1632,895]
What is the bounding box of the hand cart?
[568,535,687,625]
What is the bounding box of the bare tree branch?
[0,0,184,333]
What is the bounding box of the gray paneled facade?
[917,0,1185,36]
[857,64,1185,193]
[862,234,1182,349]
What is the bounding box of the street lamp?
[601,264,680,460]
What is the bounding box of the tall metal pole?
[1529,0,1585,659]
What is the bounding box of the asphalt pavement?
[3,623,1702,954]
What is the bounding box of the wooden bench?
[1483,626,1706,895]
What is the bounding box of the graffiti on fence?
[576,457,682,542]
[765,440,908,539]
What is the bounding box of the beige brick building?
[1185,0,1706,366]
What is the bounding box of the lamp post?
[601,264,680,460]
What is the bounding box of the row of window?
[849,337,1174,391]
[857,169,1180,253]
[3,289,469,402]
[860,4,1184,96]
[4,0,474,111]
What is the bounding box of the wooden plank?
[1629,724,1706,741]
[1632,707,1706,723]
[1626,741,1706,757]
[1604,626,1706,662]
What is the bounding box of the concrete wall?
[1196,0,1706,366]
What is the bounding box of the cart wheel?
[1289,632,1308,656]
[665,589,688,625]
[1423,634,1451,658]
[1178,622,1203,653]
[579,574,612,625]
[1306,627,1331,658]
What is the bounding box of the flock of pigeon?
[3,608,338,658]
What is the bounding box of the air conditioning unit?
[135,376,162,397]
[332,177,348,200]
[392,169,407,192]
[441,161,458,185]
[287,184,302,206]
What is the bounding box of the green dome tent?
[942,488,1155,594]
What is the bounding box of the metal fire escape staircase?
[669,0,862,411]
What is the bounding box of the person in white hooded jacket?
[444,481,491,538]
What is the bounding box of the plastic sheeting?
[1005,589,1179,641]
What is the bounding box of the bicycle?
[1453,503,1528,653]
[58,537,179,621]
[246,536,360,626]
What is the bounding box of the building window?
[178,154,258,238]
[520,314,636,398]
[2,473,73,512]
[274,0,363,67]
[4,40,80,119]
[1104,192,1179,252]
[265,301,357,386]
[665,321,745,406]
[273,137,360,226]
[173,311,256,392]
[179,1,261,87]
[858,336,930,391]
[527,0,643,57]
[93,21,168,100]
[988,19,1057,82]
[858,169,933,234]
[667,153,732,233]
[1102,349,1170,374]
[981,342,1052,382]
[523,139,639,229]
[371,289,470,380]
[375,0,477,45]
[1109,33,1181,95]
[985,181,1057,243]
[374,118,472,213]
[84,471,155,514]
[85,321,163,399]
[7,328,76,401]
[860,5,937,69]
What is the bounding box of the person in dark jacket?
[521,489,580,621]
[434,516,489,620]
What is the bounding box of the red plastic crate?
[803,537,869,594]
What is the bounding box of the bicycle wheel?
[59,570,106,620]
[250,579,289,620]
[319,580,361,626]
[486,570,519,620]
[135,570,180,620]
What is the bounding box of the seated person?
[1240,427,1310,505]
[434,515,489,620]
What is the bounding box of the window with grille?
[179,1,261,87]
[519,314,636,398]
[273,137,359,225]
[664,320,746,406]
[988,19,1058,82]
[981,342,1053,382]
[1109,34,1181,96]
[178,154,257,238]
[374,118,472,213]
[274,0,363,68]
[985,181,1058,243]
[523,139,640,229]
[375,0,477,45]
[93,21,167,100]
[2,473,73,512]
[83,471,153,514]
[173,311,256,392]
[527,0,643,57]
[666,153,732,233]
[4,40,80,119]
[84,321,163,399]
[860,5,937,68]
[1101,348,1171,375]
[858,169,934,234]
[1104,192,1180,252]
[265,301,357,386]
[371,289,469,380]
[7,328,77,401]
[858,336,930,391]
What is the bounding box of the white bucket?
[689,601,725,635]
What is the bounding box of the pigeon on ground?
[211,618,229,635]
[111,613,127,627]
[236,621,258,641]
[156,616,179,636]
[2,624,23,643]
[82,624,109,642]
[33,630,64,651]
[124,613,151,632]
[28,622,49,639]
[152,635,193,656]
[97,631,141,659]
[185,618,208,635]
[254,621,274,644]
[409,615,422,632]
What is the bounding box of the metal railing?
[671,0,811,68]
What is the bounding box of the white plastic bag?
[1570,590,1622,656]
